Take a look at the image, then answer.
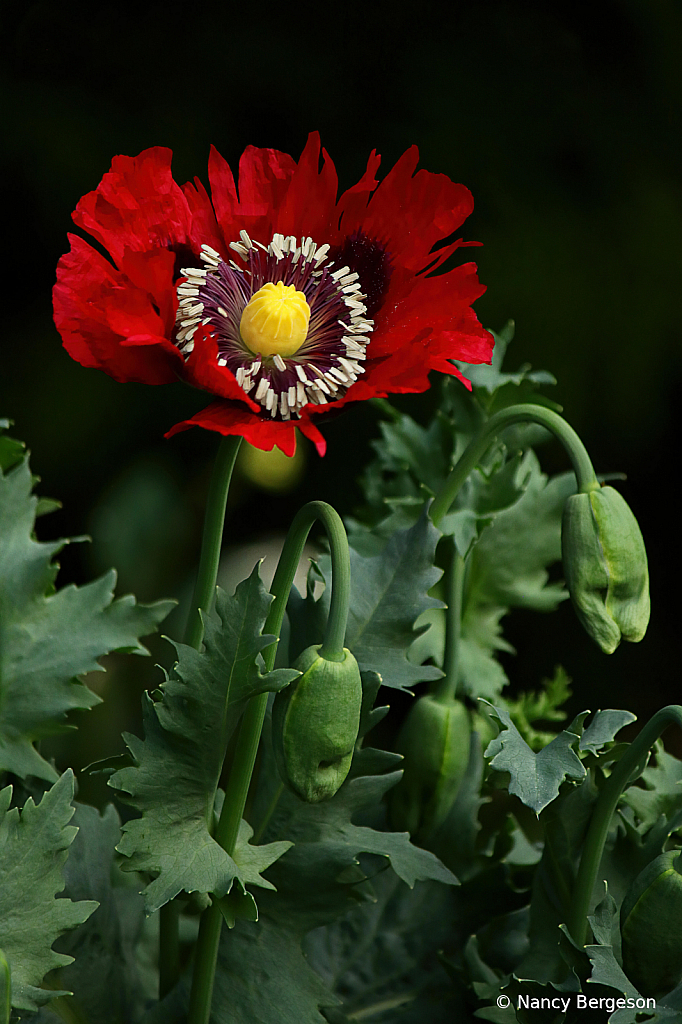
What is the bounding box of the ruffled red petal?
[379,262,487,339]
[206,145,239,242]
[53,235,183,384]
[274,133,339,241]
[182,326,260,408]
[231,144,298,243]
[346,146,475,274]
[73,148,193,268]
[165,400,323,457]
[335,150,382,228]
[181,173,228,259]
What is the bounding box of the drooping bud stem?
[568,705,682,948]
[189,500,353,1024]
[429,403,599,529]
[213,501,352,851]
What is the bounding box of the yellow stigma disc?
[240,281,311,358]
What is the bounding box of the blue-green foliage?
[0,325,672,1024]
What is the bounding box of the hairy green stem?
[567,705,682,946]
[188,501,352,1024]
[158,435,241,1001]
[183,436,244,650]
[429,404,599,528]
[433,540,465,703]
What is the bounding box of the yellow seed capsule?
[239,281,311,358]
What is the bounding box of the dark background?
[2,0,680,783]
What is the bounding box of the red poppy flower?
[53,134,493,456]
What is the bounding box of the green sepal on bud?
[272,644,362,803]
[390,694,471,842]
[621,850,682,997]
[562,485,649,654]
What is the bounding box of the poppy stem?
[568,705,682,947]
[433,539,466,703]
[429,403,599,529]
[158,433,242,1001]
[188,501,351,1024]
[184,435,244,650]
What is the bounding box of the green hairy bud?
[272,645,362,803]
[561,485,649,654]
[621,850,682,997]
[391,694,471,841]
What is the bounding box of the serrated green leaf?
[468,458,574,612]
[0,420,25,475]
[588,888,619,947]
[0,457,174,782]
[206,689,457,1024]
[585,943,642,1011]
[110,568,299,914]
[409,458,574,703]
[33,803,148,1024]
[215,916,336,1023]
[231,818,293,892]
[439,449,537,558]
[368,412,450,499]
[0,771,97,1011]
[290,514,444,691]
[304,872,460,1023]
[622,741,682,829]
[485,706,586,815]
[454,462,575,701]
[580,711,637,755]
[504,666,572,751]
[218,884,259,929]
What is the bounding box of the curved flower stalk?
[568,705,682,948]
[53,134,493,455]
[188,501,355,1024]
[429,403,650,653]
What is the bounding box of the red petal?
[53,234,182,384]
[182,326,260,408]
[334,149,382,232]
[352,147,475,273]
[166,400,303,456]
[73,148,192,268]
[182,172,228,258]
[207,145,239,237]
[275,133,339,240]
[117,247,178,333]
[234,144,297,242]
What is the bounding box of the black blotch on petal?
[329,231,392,318]
[168,242,202,283]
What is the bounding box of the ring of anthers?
[174,231,373,421]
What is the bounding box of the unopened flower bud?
[391,694,471,841]
[271,645,362,803]
[562,485,649,654]
[621,850,682,997]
